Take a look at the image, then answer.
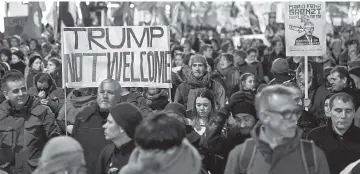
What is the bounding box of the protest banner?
[61,26,171,88]
[4,16,28,36]
[284,2,326,57]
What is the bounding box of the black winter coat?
[307,121,360,174]
[72,102,111,174]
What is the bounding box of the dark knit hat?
[229,92,256,118]
[349,67,360,78]
[164,102,187,118]
[232,102,257,117]
[28,54,43,67]
[271,58,289,74]
[110,103,143,139]
[12,50,24,60]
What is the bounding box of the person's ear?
[2,89,9,100]
[342,77,347,84]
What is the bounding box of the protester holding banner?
[72,79,121,174]
[57,88,97,134]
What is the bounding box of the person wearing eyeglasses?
[224,85,330,174]
[307,92,360,174]
[0,70,61,174]
[295,22,320,46]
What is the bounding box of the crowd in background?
[1,10,360,174]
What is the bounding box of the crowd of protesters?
[2,13,360,174]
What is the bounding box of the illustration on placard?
[289,15,320,46]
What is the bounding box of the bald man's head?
[97,79,121,111]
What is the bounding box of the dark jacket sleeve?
[40,106,61,138]
[47,88,65,116]
[174,84,184,105]
[135,95,152,117]
[96,146,109,174]
[201,108,230,155]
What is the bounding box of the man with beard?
[174,54,226,110]
[200,92,257,174]
[224,85,330,174]
[0,70,60,174]
[72,79,121,174]
[28,73,64,116]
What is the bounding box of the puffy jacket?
[0,96,60,174]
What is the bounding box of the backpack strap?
[300,139,318,174]
[239,138,257,174]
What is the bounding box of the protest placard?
[61,26,171,88]
[4,16,27,36]
[284,2,326,56]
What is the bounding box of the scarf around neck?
[186,71,211,89]
[217,65,237,76]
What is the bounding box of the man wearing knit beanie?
[96,103,143,174]
[33,136,86,174]
[175,54,226,110]
[201,91,257,174]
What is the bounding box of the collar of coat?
[0,96,44,121]
[250,122,304,164]
[327,119,360,143]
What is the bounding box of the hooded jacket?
[57,89,97,132]
[120,91,152,118]
[224,123,330,174]
[119,139,202,174]
[28,73,64,116]
[143,89,169,111]
[0,96,60,174]
[307,120,360,174]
